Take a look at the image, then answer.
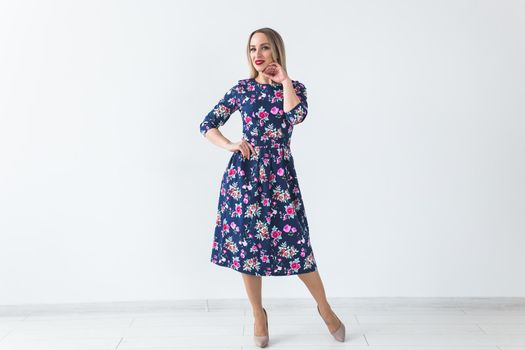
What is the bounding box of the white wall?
[0,0,524,305]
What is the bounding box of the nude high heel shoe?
[253,307,269,348]
[317,304,345,342]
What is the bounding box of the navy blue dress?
[199,78,318,276]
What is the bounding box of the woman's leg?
[241,273,268,336]
[297,270,342,333]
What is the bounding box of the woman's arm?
[199,84,239,137]
[203,127,233,150]
[199,83,255,159]
[204,128,255,159]
[282,79,308,125]
[282,78,301,112]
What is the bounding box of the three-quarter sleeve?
[199,83,240,136]
[284,81,308,125]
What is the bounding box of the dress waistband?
[247,139,291,148]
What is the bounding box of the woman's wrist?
[223,139,234,151]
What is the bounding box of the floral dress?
[199,78,317,276]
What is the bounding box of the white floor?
[1,298,525,349]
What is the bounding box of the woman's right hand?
[226,138,255,160]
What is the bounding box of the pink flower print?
[231,203,242,218]
[274,90,283,99]
[244,116,252,124]
[270,106,279,114]
[222,223,229,232]
[283,204,296,220]
[258,110,269,121]
[232,259,240,268]
[262,255,269,262]
[228,168,237,177]
[277,168,284,176]
[283,224,291,233]
[271,229,282,239]
[290,260,301,271]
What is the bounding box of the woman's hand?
[261,62,290,84]
[226,138,255,160]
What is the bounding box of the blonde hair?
[246,28,287,79]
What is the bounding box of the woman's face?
[249,32,274,74]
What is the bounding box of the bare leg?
[297,270,342,333]
[241,273,268,336]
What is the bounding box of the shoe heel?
[317,304,346,342]
[254,307,269,348]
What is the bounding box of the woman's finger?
[242,141,252,159]
[244,140,254,156]
[248,143,255,154]
[240,143,248,159]
[236,143,244,157]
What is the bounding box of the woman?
[199,27,346,347]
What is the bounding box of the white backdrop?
[1,0,524,305]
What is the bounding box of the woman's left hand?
[261,62,289,84]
